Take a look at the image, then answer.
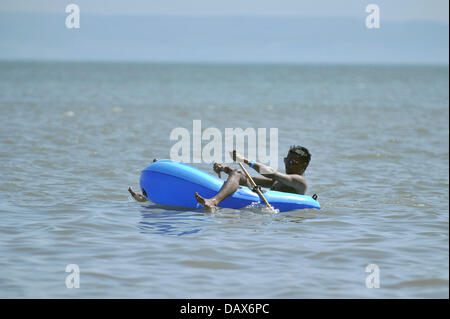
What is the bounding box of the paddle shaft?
[238,162,274,210]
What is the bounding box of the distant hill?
[0,13,448,63]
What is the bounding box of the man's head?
[284,145,311,175]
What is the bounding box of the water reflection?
[138,204,209,236]
[137,202,315,236]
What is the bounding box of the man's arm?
[250,161,306,194]
[214,163,274,187]
[263,170,307,194]
[230,151,306,194]
[244,175,274,187]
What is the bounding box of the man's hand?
[213,163,232,177]
[213,163,232,174]
[229,150,246,163]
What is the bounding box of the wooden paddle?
[238,162,275,211]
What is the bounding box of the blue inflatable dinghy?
[139,160,320,212]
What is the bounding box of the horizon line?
[1,58,448,67]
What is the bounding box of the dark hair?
[288,145,311,167]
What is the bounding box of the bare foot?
[128,186,147,202]
[195,192,218,212]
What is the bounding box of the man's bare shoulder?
[272,173,307,195]
[292,174,307,193]
[288,173,307,186]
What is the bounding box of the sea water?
[0,62,448,298]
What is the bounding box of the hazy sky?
[1,1,447,63]
[0,0,448,23]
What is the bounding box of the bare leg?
[128,186,147,202]
[195,169,243,210]
[129,159,157,201]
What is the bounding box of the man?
[128,145,312,210]
[194,145,311,210]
